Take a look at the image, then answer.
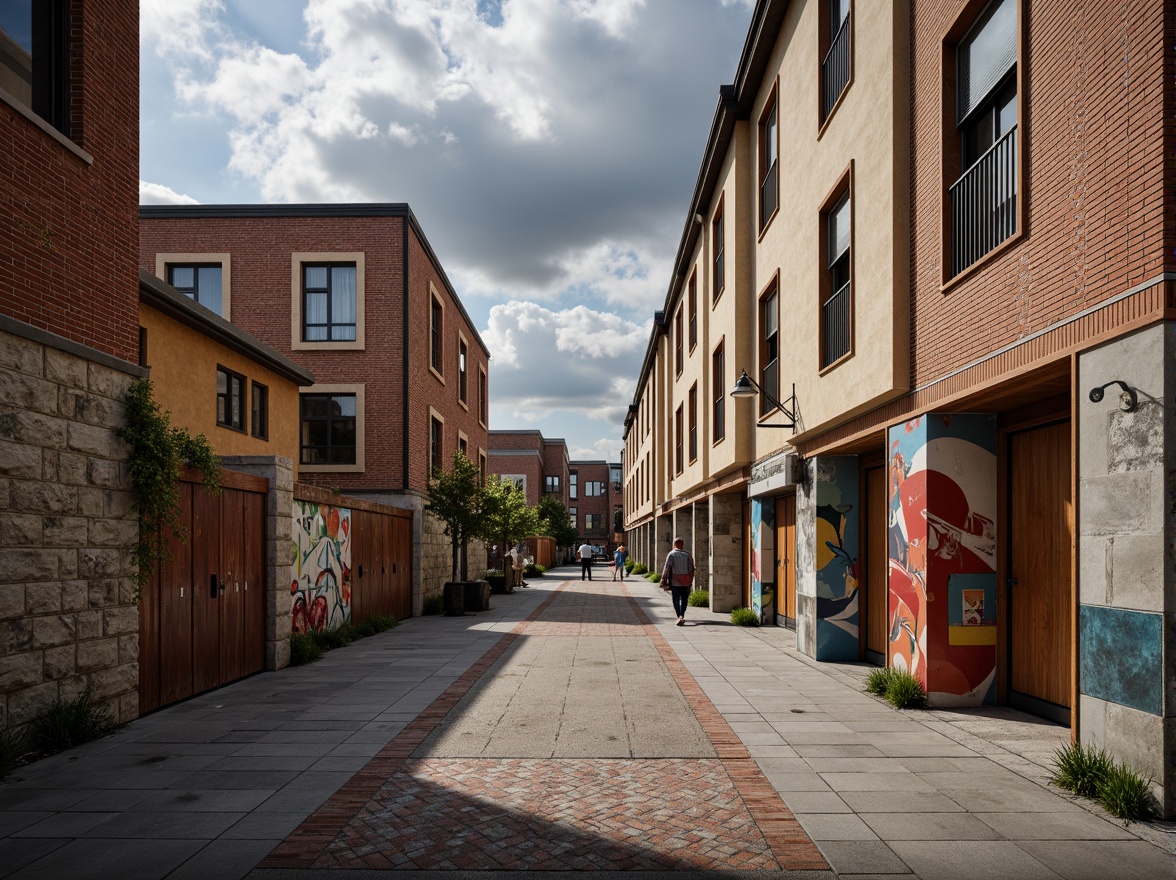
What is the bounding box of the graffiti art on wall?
[291,500,352,633]
[887,415,997,705]
[813,457,859,660]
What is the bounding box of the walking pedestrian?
[661,537,695,626]
[612,545,628,581]
[578,541,595,581]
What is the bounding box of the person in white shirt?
[661,537,695,625]
[577,542,595,581]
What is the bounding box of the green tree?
[425,451,485,582]
[478,476,540,574]
[536,495,579,549]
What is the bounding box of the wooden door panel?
[351,510,368,623]
[776,495,796,625]
[865,466,888,657]
[243,491,266,675]
[394,514,412,621]
[220,489,246,684]
[191,484,222,694]
[1009,422,1072,708]
[158,482,195,706]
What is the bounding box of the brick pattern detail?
[261,580,827,872]
[0,331,140,730]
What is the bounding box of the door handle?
[358,564,364,578]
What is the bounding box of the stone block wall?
[709,492,742,612]
[0,324,145,731]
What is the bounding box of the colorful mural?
[291,500,353,632]
[750,499,765,619]
[813,457,859,660]
[887,415,997,705]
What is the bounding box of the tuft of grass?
[1099,763,1159,822]
[632,562,648,575]
[524,562,546,577]
[624,559,635,573]
[883,670,926,709]
[32,691,115,755]
[364,614,398,633]
[647,572,661,583]
[1051,743,1113,799]
[289,631,324,666]
[730,606,759,627]
[687,589,709,607]
[423,594,444,616]
[865,666,898,696]
[0,727,29,780]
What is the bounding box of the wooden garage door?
[352,508,413,623]
[1008,421,1072,722]
[139,469,268,714]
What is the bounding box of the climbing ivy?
[118,378,222,595]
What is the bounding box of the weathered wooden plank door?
[191,484,222,695]
[391,512,412,621]
[775,495,796,628]
[219,488,246,684]
[1008,421,1072,722]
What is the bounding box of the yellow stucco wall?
[139,303,303,471]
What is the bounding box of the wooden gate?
[352,507,413,622]
[139,469,268,714]
[862,465,888,663]
[775,495,797,628]
[1008,420,1072,723]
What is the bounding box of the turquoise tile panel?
[1078,605,1162,716]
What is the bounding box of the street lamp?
[730,370,798,431]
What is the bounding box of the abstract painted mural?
[887,415,997,705]
[750,498,765,620]
[291,500,353,633]
[813,457,859,660]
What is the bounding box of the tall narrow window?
[712,206,725,302]
[569,507,577,529]
[950,0,1017,276]
[168,264,224,316]
[250,381,268,440]
[675,405,684,474]
[688,384,698,463]
[712,342,725,443]
[458,339,468,404]
[570,472,578,500]
[302,264,357,342]
[301,393,357,465]
[478,369,488,426]
[759,94,778,229]
[674,307,683,376]
[688,273,697,350]
[759,288,779,417]
[216,367,245,431]
[822,192,852,367]
[430,415,443,474]
[430,296,443,373]
[0,1,71,137]
[821,0,852,122]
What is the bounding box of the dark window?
[569,507,577,528]
[688,273,697,350]
[302,264,357,342]
[569,472,578,500]
[545,475,561,493]
[712,343,725,443]
[0,1,71,137]
[251,382,268,440]
[950,0,1017,275]
[712,208,725,301]
[478,369,487,425]
[674,307,683,375]
[759,97,778,229]
[585,513,602,531]
[430,416,443,474]
[458,435,467,456]
[300,393,357,465]
[759,289,779,417]
[821,0,852,121]
[675,406,684,474]
[822,192,852,367]
[458,340,468,403]
[688,384,698,463]
[430,297,443,372]
[216,367,245,431]
[138,327,148,368]
[168,264,224,315]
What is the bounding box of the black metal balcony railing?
[821,281,851,368]
[822,12,851,120]
[760,358,778,417]
[950,125,1017,276]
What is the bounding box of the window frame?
[457,335,468,407]
[215,365,246,433]
[0,1,75,143]
[712,340,725,444]
[819,167,854,372]
[688,383,698,464]
[712,199,725,304]
[675,405,684,475]
[429,408,445,476]
[158,254,231,319]
[758,85,779,234]
[429,286,445,380]
[569,472,578,500]
[758,280,780,418]
[687,271,698,351]
[674,306,684,376]
[940,0,1025,289]
[478,367,488,428]
[298,384,365,473]
[545,475,562,494]
[818,0,854,132]
[291,253,365,351]
[250,380,269,441]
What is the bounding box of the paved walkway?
[0,566,1173,879]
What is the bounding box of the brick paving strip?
[260,580,829,873]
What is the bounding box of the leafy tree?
[425,451,484,582]
[478,476,540,574]
[536,496,578,549]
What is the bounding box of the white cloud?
[139,181,201,205]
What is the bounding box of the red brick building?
[569,460,622,553]
[140,205,491,605]
[1,0,143,729]
[488,429,570,508]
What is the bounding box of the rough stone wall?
[0,327,142,730]
[420,508,487,601]
[709,492,742,612]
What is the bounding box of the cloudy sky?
[139,0,753,460]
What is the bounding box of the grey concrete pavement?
[1,564,1173,878]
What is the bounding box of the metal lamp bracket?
[1088,380,1137,412]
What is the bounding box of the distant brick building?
[140,204,492,606]
[0,0,143,730]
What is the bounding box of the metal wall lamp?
[730,370,798,431]
[1088,380,1137,412]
